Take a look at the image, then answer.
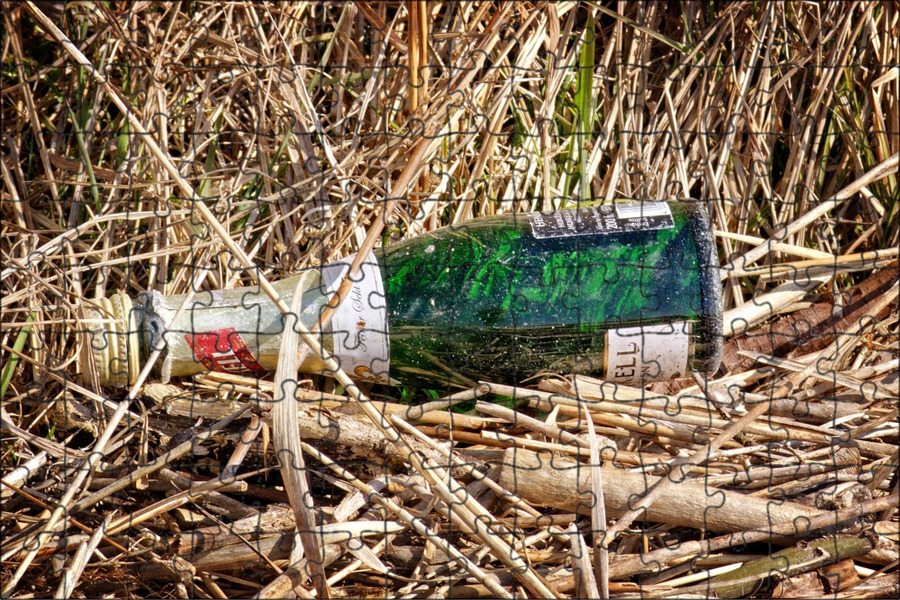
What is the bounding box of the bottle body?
[378,200,722,387]
[88,200,722,389]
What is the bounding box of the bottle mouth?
[83,293,141,387]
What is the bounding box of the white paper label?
[604,322,690,386]
[322,253,390,383]
[529,202,674,239]
[613,200,672,219]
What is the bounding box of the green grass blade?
[575,17,596,140]
[574,16,596,200]
[1,313,35,400]
[197,113,224,199]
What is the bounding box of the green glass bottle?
[377,199,722,388]
[85,200,721,389]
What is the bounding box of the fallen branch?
[497,448,823,533]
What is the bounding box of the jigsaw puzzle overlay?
[1,2,898,598]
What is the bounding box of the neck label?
[321,253,390,383]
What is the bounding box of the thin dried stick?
[55,514,112,599]
[69,405,250,514]
[296,441,515,600]
[272,275,330,598]
[721,152,899,277]
[583,405,609,599]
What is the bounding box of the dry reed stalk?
[271,275,329,598]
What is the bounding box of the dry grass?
[1,1,898,598]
